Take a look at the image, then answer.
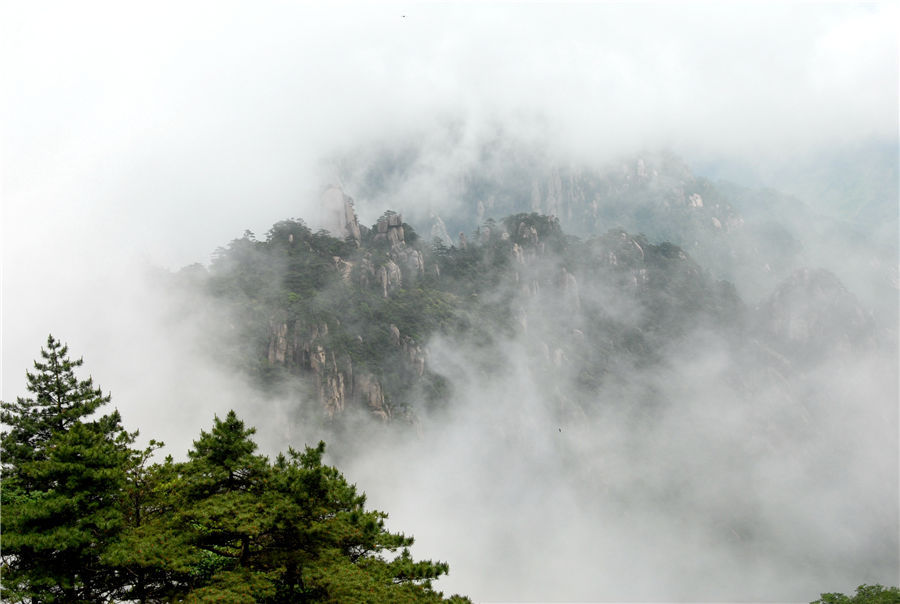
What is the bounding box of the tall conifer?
[1,336,132,602]
[1,335,112,479]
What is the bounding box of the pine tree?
[1,335,112,481]
[2,339,471,602]
[113,411,469,602]
[108,411,276,601]
[268,441,464,603]
[196,413,461,602]
[2,421,132,602]
[102,439,186,603]
[1,336,132,602]
[179,411,272,583]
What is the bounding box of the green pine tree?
[102,439,187,603]
[2,339,471,602]
[112,410,469,602]
[109,411,279,601]
[1,336,133,602]
[2,421,133,602]
[1,335,112,481]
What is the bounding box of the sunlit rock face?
[755,268,878,364]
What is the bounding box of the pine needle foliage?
[1,335,133,602]
[1,335,113,478]
[1,337,471,602]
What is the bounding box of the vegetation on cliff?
[188,204,745,428]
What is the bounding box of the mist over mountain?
[157,140,898,599]
[333,130,899,323]
[2,2,898,602]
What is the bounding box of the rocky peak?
[370,211,425,291]
[320,185,362,245]
[429,214,453,247]
[378,259,403,298]
[374,212,405,248]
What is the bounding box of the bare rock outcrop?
[321,185,362,245]
[333,256,354,283]
[369,211,428,293]
[356,373,390,421]
[265,318,429,422]
[378,259,403,298]
[559,267,581,312]
[430,214,453,247]
[373,212,405,248]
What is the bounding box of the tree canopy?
[1,335,133,602]
[811,585,900,604]
[1,336,470,603]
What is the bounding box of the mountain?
[337,138,897,323]
[754,267,878,365]
[172,184,890,433]
[162,148,897,598]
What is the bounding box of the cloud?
[1,2,897,599]
[343,319,897,600]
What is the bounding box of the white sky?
[1,0,897,426]
[1,3,898,600]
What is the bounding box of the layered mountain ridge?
[340,140,896,322]
[174,172,889,432]
[161,148,897,590]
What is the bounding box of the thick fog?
[2,2,898,602]
[338,274,898,600]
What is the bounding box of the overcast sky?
[2,0,897,436]
[1,4,898,600]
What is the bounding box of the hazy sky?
[3,2,896,261]
[3,0,897,499]
[3,0,897,487]
[1,3,898,600]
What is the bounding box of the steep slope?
[176,193,808,431]
[754,267,879,365]
[163,178,897,598]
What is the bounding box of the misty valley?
[2,150,898,602]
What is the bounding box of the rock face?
[229,176,784,432]
[474,154,740,241]
[266,317,429,421]
[371,212,426,293]
[429,214,453,247]
[374,212,404,246]
[755,268,877,364]
[332,256,354,283]
[378,260,402,298]
[321,185,362,244]
[445,152,755,294]
[261,209,435,422]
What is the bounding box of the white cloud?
[1,3,896,598]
